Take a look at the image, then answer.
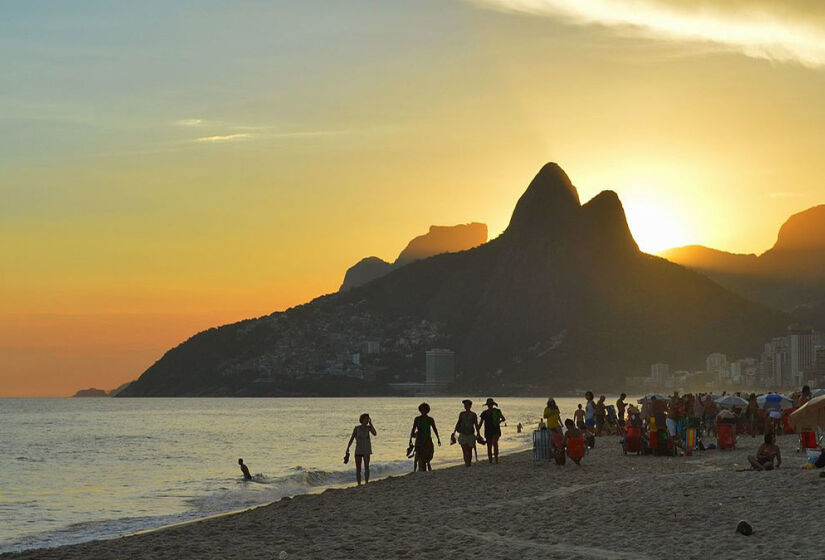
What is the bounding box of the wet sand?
[4,433,823,560]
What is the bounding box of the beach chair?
[532,430,551,463]
[623,425,642,455]
[685,426,697,452]
[716,422,735,450]
[797,430,821,453]
[566,437,586,463]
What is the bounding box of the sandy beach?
[4,433,823,560]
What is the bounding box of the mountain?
[658,246,757,275]
[339,223,487,291]
[119,163,788,397]
[661,205,825,312]
[339,257,394,292]
[73,388,108,397]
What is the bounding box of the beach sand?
[4,433,823,560]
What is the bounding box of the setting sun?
[623,198,690,254]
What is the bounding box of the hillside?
[661,205,825,312]
[120,163,789,397]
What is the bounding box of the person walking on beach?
[595,395,607,436]
[238,458,252,481]
[479,398,505,463]
[574,404,585,429]
[704,394,717,437]
[584,392,596,434]
[410,403,440,472]
[452,400,480,467]
[346,413,377,485]
[746,394,759,437]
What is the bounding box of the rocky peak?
[504,162,581,239]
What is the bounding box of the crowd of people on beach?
[533,386,825,472]
[236,387,823,484]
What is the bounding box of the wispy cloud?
[467,0,825,67]
[175,118,205,127]
[194,133,251,143]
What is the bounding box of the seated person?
[563,419,586,466]
[747,432,781,471]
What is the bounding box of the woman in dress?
[346,413,377,485]
[451,399,480,467]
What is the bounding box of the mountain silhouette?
[120,163,788,397]
[339,223,487,291]
[661,205,825,313]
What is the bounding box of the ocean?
[0,396,591,553]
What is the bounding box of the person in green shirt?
[410,402,441,472]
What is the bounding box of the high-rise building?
[811,345,825,387]
[706,353,728,382]
[425,349,455,384]
[771,337,791,388]
[729,360,742,383]
[650,362,670,386]
[788,325,816,387]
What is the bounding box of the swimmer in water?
[238,458,252,481]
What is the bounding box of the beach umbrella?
[789,395,825,431]
[637,393,667,404]
[716,395,748,409]
[757,393,793,410]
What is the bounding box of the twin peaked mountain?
[120,163,787,397]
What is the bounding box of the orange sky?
[2,0,825,396]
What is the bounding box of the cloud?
[466,0,825,67]
[194,133,251,143]
[175,118,205,127]
[768,191,804,198]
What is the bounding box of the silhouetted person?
[346,413,377,485]
[410,402,441,472]
[238,458,252,481]
[479,398,505,463]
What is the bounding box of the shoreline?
[2,443,533,556]
[4,434,824,559]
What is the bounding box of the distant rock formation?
[339,222,487,291]
[108,381,133,397]
[661,205,825,312]
[72,381,133,397]
[120,162,787,397]
[73,388,108,397]
[339,257,394,293]
[396,223,488,264]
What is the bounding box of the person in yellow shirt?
[543,399,562,431]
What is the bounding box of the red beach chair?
[624,426,641,455]
[799,430,818,451]
[567,437,586,462]
[717,422,735,450]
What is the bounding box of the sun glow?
[623,198,690,254]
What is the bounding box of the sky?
[2,0,825,396]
